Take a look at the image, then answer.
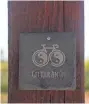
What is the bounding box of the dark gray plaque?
[19,32,76,90]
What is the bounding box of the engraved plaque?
[19,32,76,90]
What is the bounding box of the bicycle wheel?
[49,50,65,67]
[32,50,49,67]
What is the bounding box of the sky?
[0,0,89,60]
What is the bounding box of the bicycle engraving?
[32,44,65,67]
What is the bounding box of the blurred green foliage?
[85,60,89,71]
[1,61,8,71]
[1,61,8,92]
[85,59,89,90]
[1,71,8,92]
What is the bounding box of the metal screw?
[47,36,51,40]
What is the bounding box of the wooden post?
[64,2,84,103]
[8,1,84,103]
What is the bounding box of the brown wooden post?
[63,2,84,103]
[8,1,84,103]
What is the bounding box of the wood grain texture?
[63,1,84,103]
[8,1,84,103]
[8,1,65,103]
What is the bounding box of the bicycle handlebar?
[41,44,59,49]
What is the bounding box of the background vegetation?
[85,59,89,90]
[1,59,89,103]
